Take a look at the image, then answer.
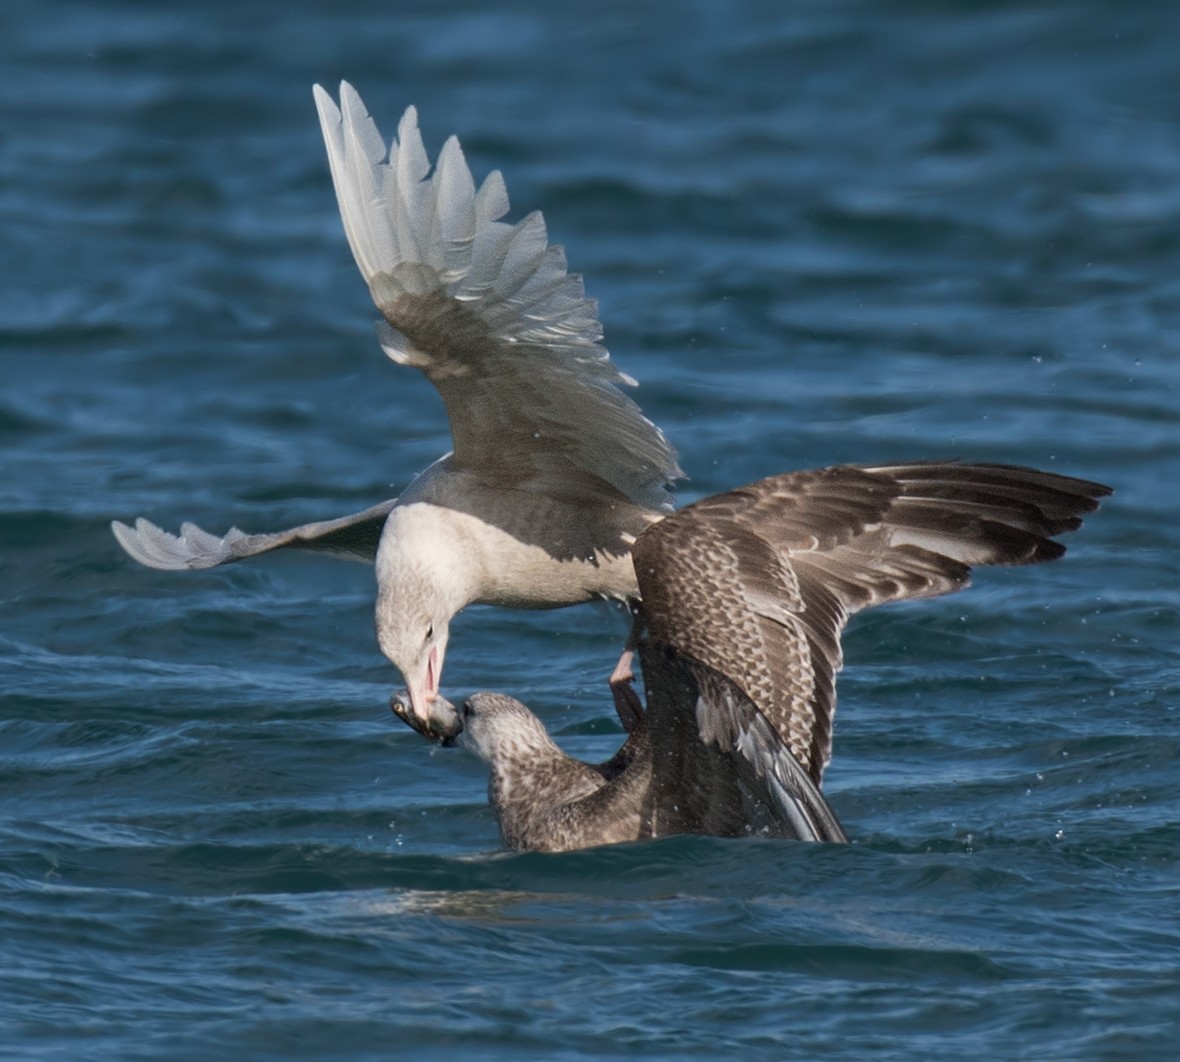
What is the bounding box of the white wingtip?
[314,83,512,302]
[311,83,683,507]
[111,517,237,571]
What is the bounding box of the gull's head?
[375,573,453,735]
[374,500,476,734]
[460,692,556,766]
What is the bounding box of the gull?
[113,83,681,730]
[399,462,1109,852]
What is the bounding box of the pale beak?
[406,644,440,730]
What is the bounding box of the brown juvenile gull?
[112,83,681,732]
[397,462,1109,852]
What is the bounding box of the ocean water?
[3,1,1178,1058]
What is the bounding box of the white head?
[375,564,454,734]
[375,502,476,733]
[377,573,450,731]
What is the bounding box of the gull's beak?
[402,644,448,734]
[409,644,439,721]
[390,646,462,746]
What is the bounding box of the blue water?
[3,1,1178,1058]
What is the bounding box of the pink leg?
[609,609,645,733]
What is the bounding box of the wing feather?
[640,642,847,842]
[111,498,397,571]
[313,83,681,509]
[635,461,1109,784]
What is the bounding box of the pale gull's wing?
[633,461,1110,785]
[111,498,397,570]
[640,641,847,842]
[313,83,681,510]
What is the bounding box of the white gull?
[113,83,681,731]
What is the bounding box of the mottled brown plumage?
[633,461,1111,783]
[458,692,653,852]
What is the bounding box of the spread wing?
[313,83,681,509]
[110,498,397,570]
[633,461,1110,784]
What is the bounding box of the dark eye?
[425,623,434,642]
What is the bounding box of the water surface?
[3,2,1178,1058]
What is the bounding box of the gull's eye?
[425,623,434,642]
